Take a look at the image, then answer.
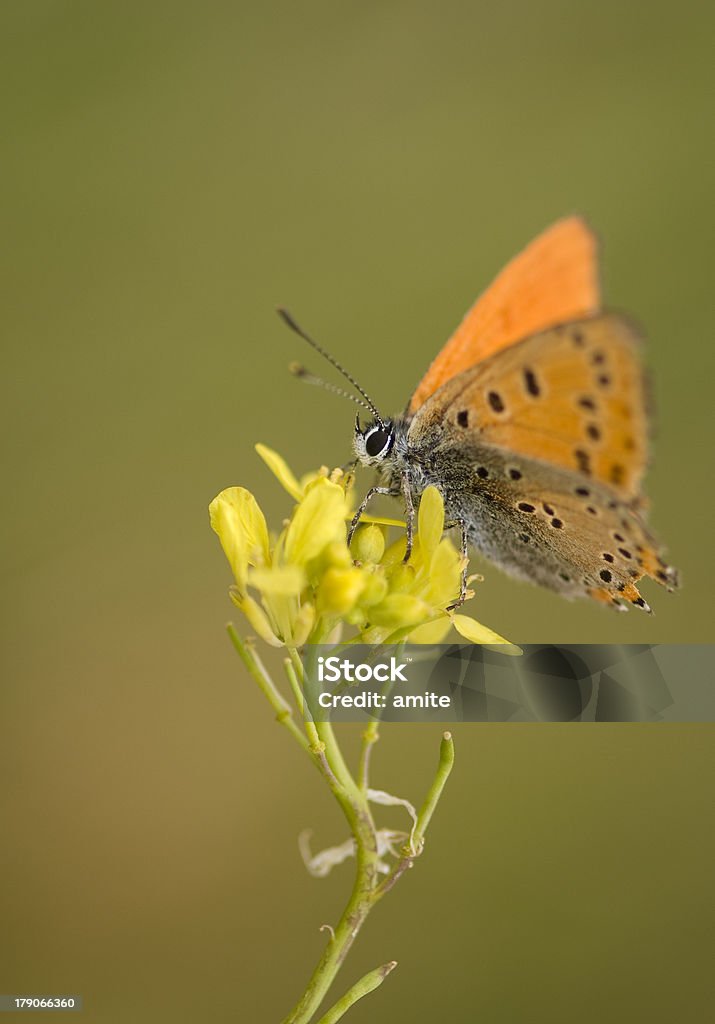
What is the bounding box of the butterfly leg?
[401,473,415,562]
[446,519,469,611]
[348,486,398,546]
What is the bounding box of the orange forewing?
[409,216,600,413]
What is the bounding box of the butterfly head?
[353,415,395,467]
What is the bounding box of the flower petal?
[417,485,445,564]
[452,614,521,654]
[408,615,453,644]
[312,539,353,574]
[255,444,304,501]
[299,830,356,878]
[367,788,419,854]
[284,480,348,566]
[360,513,406,529]
[209,487,269,588]
[247,565,306,595]
[424,538,462,607]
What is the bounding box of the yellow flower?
[209,445,517,652]
[209,486,269,591]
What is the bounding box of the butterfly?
[280,216,679,612]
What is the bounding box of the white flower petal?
[368,788,419,854]
[298,830,356,878]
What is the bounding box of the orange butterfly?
[285,217,679,611]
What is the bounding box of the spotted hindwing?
[407,313,678,607]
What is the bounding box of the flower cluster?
[209,444,514,649]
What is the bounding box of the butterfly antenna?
[289,363,377,415]
[277,307,384,425]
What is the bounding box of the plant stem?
[374,731,455,901]
[228,632,455,1023]
[283,656,322,752]
[315,961,397,1024]
[414,731,456,846]
[358,720,380,793]
[281,726,455,1024]
[226,625,309,754]
[288,647,358,799]
[281,821,381,1024]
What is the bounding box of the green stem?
[358,720,380,793]
[413,730,455,847]
[230,633,455,1023]
[288,647,357,798]
[226,625,309,754]
[315,961,397,1024]
[282,729,455,1023]
[283,656,322,752]
[281,819,381,1024]
[374,731,455,901]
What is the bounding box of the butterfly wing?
[409,216,600,414]
[407,313,678,605]
[411,313,648,497]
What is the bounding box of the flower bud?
[317,567,366,615]
[369,593,430,629]
[350,524,385,564]
[292,601,316,647]
[386,562,416,593]
[358,572,389,608]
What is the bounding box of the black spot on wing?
[523,368,540,397]
[487,390,505,413]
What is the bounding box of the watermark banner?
[301,645,715,723]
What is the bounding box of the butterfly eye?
[364,427,391,457]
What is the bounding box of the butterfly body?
[349,219,679,611]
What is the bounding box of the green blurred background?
[1,2,713,1021]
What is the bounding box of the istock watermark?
[317,655,409,683]
[302,644,715,723]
